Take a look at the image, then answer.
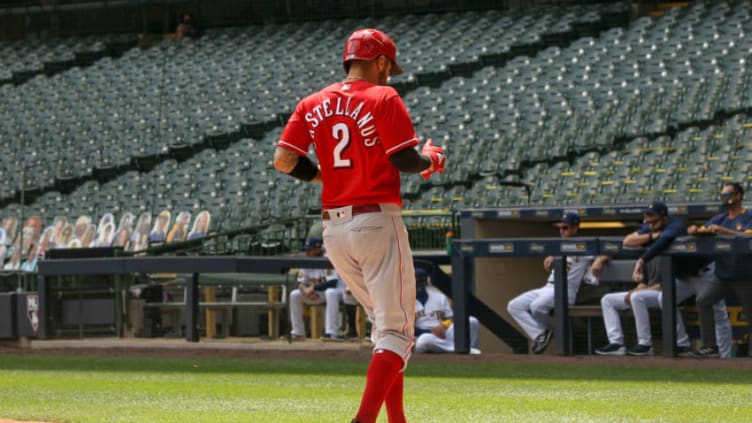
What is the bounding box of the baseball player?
[506,212,607,354]
[414,268,481,354]
[688,182,752,358]
[274,28,446,423]
[288,237,359,341]
[595,201,731,357]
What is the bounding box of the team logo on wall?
[26,294,39,333]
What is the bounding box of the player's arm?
[623,228,652,248]
[378,91,445,178]
[314,278,338,291]
[707,224,746,236]
[590,255,610,278]
[640,220,682,262]
[273,147,322,183]
[389,140,445,178]
[389,147,431,173]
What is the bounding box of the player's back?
[283,80,418,208]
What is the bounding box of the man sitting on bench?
[594,201,731,357]
[288,237,359,341]
[507,212,609,354]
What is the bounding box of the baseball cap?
[303,237,323,251]
[643,201,668,217]
[415,268,428,282]
[560,212,581,226]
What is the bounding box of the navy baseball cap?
[560,212,581,226]
[643,201,668,217]
[415,268,429,282]
[303,237,323,251]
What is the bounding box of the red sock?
[385,371,406,423]
[354,349,403,423]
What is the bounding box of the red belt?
[322,204,382,220]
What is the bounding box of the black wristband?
[288,156,318,181]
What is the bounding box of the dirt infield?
[1,338,751,369]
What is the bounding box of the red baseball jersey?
[279,80,419,208]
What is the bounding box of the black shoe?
[321,333,345,342]
[676,346,692,357]
[627,344,654,356]
[690,345,719,358]
[281,333,306,341]
[594,343,626,356]
[531,330,553,354]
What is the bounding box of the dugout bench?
[133,272,292,339]
[36,256,334,342]
[36,254,450,342]
[566,259,668,354]
[450,234,749,357]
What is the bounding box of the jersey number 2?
[332,123,352,168]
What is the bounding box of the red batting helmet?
[342,28,404,76]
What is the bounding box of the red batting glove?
[419,139,446,179]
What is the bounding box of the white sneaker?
[470,348,482,355]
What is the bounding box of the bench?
[143,299,287,338]
[306,302,369,340]
[567,260,685,354]
[568,260,639,354]
[138,272,292,339]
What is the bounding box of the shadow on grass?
[0,354,750,385]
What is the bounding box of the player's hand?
[543,256,554,272]
[687,225,698,235]
[431,325,446,339]
[624,291,632,305]
[631,259,644,283]
[419,139,446,179]
[591,260,604,278]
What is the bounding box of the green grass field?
[0,354,750,423]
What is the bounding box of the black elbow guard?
[288,156,318,181]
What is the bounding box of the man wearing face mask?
[596,202,731,357]
[414,268,481,355]
[688,182,752,357]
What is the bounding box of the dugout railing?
[450,235,750,358]
[449,202,752,357]
[34,253,450,342]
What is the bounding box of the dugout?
[459,202,731,354]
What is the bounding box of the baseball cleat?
[626,344,654,356]
[282,333,307,341]
[594,343,626,356]
[690,345,719,358]
[676,346,693,357]
[321,333,345,342]
[531,330,553,354]
[470,348,482,355]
